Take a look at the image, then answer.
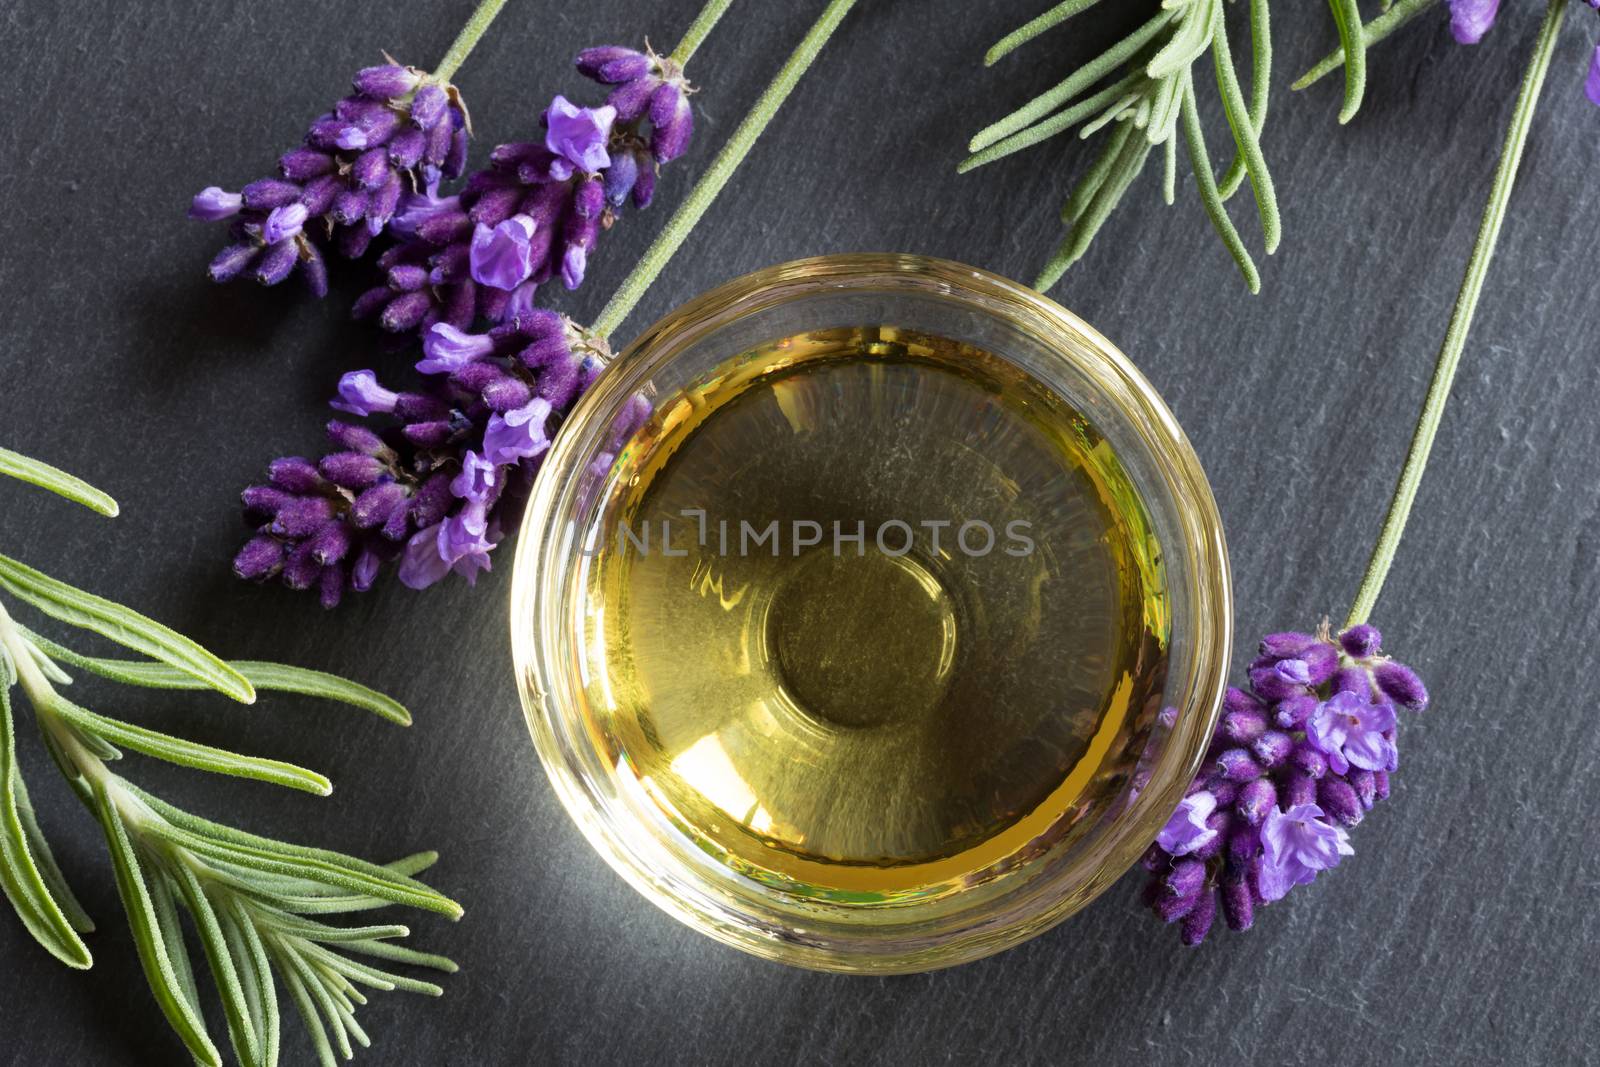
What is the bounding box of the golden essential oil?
[575,326,1169,904]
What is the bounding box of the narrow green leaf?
[970,7,1175,151]
[1162,129,1179,205]
[281,940,355,1060]
[20,628,410,726]
[1036,123,1152,291]
[172,864,265,1067]
[221,894,281,1067]
[984,0,1105,65]
[52,699,331,796]
[275,946,338,1067]
[1294,0,1437,92]
[1181,74,1262,293]
[90,778,222,1067]
[1327,0,1368,123]
[340,937,459,974]
[0,447,119,517]
[957,69,1143,173]
[146,867,204,1018]
[304,940,445,997]
[0,684,94,967]
[0,555,254,704]
[1145,0,1216,80]
[13,770,94,932]
[1218,0,1271,200]
[1061,121,1136,223]
[125,790,461,919]
[1210,3,1280,254]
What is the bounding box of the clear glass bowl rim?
[509,253,1232,973]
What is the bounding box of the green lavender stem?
[671,0,737,65]
[592,0,861,340]
[1294,0,1440,92]
[1346,0,1567,627]
[432,0,510,83]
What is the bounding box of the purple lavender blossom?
[1256,804,1354,902]
[235,314,628,603]
[1589,44,1600,107]
[353,43,696,338]
[1140,622,1428,944]
[192,62,469,295]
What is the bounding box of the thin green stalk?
[432,0,510,83]
[671,0,737,65]
[592,0,860,340]
[984,0,1106,66]
[1346,0,1567,627]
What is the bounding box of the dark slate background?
[1,1,1594,1063]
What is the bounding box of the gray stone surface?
[1,1,1594,1063]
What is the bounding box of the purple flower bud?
[1179,887,1216,947]
[483,376,534,412]
[270,496,335,538]
[389,126,427,169]
[241,485,293,519]
[1300,643,1338,685]
[318,452,386,490]
[299,173,344,216]
[189,186,243,221]
[1209,779,1237,807]
[1290,741,1328,779]
[253,240,299,286]
[1373,661,1429,711]
[1225,825,1260,869]
[1259,631,1316,658]
[602,149,640,207]
[280,148,336,181]
[350,547,382,592]
[352,146,392,189]
[470,215,538,291]
[544,94,616,173]
[388,263,428,292]
[208,243,258,283]
[379,290,434,332]
[1339,624,1383,659]
[1285,772,1318,807]
[410,84,449,129]
[1164,859,1206,898]
[301,242,328,298]
[282,542,323,591]
[308,519,352,565]
[354,64,421,98]
[1236,778,1276,827]
[391,190,463,240]
[1221,706,1267,745]
[1220,872,1254,931]
[1249,663,1307,702]
[1191,811,1229,862]
[1374,770,1391,801]
[339,223,376,258]
[330,370,399,416]
[351,482,409,530]
[418,323,496,374]
[1252,730,1293,769]
[1588,42,1600,108]
[232,534,285,580]
[1347,768,1377,810]
[331,187,369,226]
[470,184,525,229]
[409,472,454,528]
[535,353,582,409]
[1216,748,1263,783]
[1317,777,1363,827]
[318,563,345,610]
[1273,693,1317,730]
[608,77,656,122]
[1329,665,1371,698]
[242,178,302,210]
[649,81,694,163]
[446,125,469,180]
[326,420,391,458]
[268,457,324,494]
[633,160,656,208]
[1154,889,1200,924]
[398,522,452,590]
[261,202,309,244]
[1449,0,1501,45]
[576,46,652,83]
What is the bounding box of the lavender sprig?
[1142,624,1428,944]
[353,45,696,338]
[191,64,469,295]
[232,314,645,603]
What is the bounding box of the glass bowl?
[510,254,1231,973]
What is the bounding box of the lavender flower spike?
[192,60,469,295]
[330,370,401,416]
[1140,621,1429,944]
